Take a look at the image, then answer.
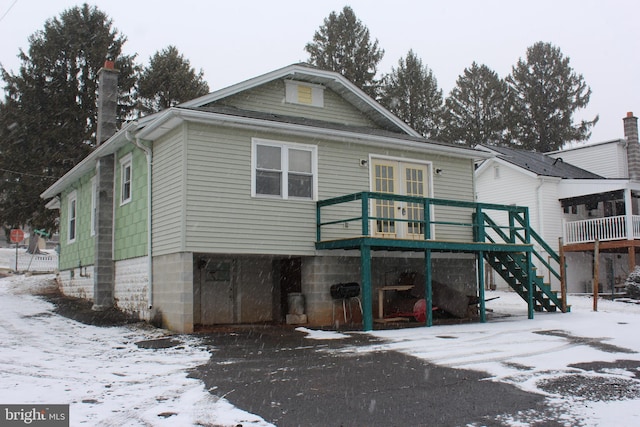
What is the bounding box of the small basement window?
[285,80,324,107]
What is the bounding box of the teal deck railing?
[316,192,567,329]
[316,191,534,246]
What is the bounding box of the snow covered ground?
[342,295,640,426]
[1,253,640,425]
[0,246,57,272]
[0,274,273,426]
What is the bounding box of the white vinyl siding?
[550,141,627,178]
[150,118,476,257]
[174,122,476,255]
[184,125,318,255]
[151,128,185,256]
[476,161,562,253]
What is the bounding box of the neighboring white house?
[475,113,640,294]
[548,139,629,179]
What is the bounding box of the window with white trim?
[68,190,77,243]
[120,153,132,205]
[252,139,317,200]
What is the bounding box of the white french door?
[371,159,430,239]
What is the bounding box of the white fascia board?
[557,179,640,199]
[137,108,490,161]
[479,156,540,179]
[44,196,60,210]
[474,156,498,177]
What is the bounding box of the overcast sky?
[1,0,639,144]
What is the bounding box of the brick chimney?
[624,112,640,180]
[96,60,119,146]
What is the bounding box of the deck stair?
[485,252,568,312]
[481,213,570,313]
[315,192,571,329]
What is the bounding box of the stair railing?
[482,209,567,312]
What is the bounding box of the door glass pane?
[405,167,425,237]
[374,164,395,235]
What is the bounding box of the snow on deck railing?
[563,215,640,244]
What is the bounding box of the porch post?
[477,251,486,323]
[559,237,567,313]
[360,243,373,331]
[629,246,636,273]
[424,249,433,327]
[526,250,534,319]
[624,188,634,240]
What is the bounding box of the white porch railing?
[563,215,640,244]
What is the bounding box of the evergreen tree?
[137,45,209,115]
[379,50,443,139]
[0,4,137,231]
[305,6,384,98]
[506,41,597,152]
[441,62,510,146]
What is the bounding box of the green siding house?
[41,64,566,333]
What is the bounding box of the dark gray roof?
[483,145,603,179]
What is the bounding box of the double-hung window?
[120,153,132,205]
[68,190,77,243]
[252,139,317,200]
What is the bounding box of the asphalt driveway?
[189,326,560,427]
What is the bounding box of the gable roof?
[479,145,603,179]
[41,64,492,200]
[179,63,421,137]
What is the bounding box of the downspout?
[126,124,154,310]
[535,177,546,265]
[535,177,545,236]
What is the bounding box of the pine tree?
[506,42,598,152]
[441,62,510,146]
[379,50,443,139]
[305,6,384,98]
[137,45,209,115]
[0,4,137,231]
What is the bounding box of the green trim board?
[58,172,96,270]
[114,146,148,260]
[315,237,534,253]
